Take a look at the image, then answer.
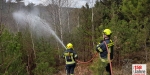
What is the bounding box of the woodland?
[0,0,150,75]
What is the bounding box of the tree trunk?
[67,0,70,33]
[58,0,63,42]
[91,0,95,49]
[0,0,3,25]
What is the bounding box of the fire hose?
[104,41,113,75]
[76,52,98,64]
[75,41,113,75]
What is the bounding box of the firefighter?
[96,29,114,75]
[63,43,78,75]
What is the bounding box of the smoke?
[12,8,66,48]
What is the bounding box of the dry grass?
[54,61,150,75]
[54,63,93,75]
[147,62,150,75]
[113,62,150,75]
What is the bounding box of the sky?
[5,0,96,8]
[71,0,96,8]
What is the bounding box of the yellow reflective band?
[101,58,108,63]
[66,62,75,64]
[98,47,103,52]
[108,48,111,53]
[64,55,76,64]
[74,54,77,58]
[64,53,73,56]
[108,42,114,47]
[107,40,114,47]
[101,58,106,62]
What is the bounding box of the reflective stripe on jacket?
[96,39,114,60]
[63,48,78,64]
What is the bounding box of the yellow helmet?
[66,43,73,49]
[103,29,112,35]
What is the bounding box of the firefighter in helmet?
[96,29,114,75]
[63,43,78,75]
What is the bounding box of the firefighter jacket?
[96,38,114,60]
[63,48,78,64]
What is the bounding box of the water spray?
[13,9,66,49]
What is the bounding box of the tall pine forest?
[0,0,150,75]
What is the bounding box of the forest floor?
[54,63,94,75]
[54,61,150,75]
